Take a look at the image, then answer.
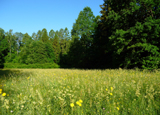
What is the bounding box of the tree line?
[0,0,160,70]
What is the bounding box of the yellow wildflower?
[70,103,74,107]
[76,101,82,106]
[111,87,113,91]
[106,88,108,91]
[78,103,82,106]
[76,101,80,105]
[79,99,83,103]
[0,89,2,94]
[2,93,6,96]
[110,93,113,96]
[117,107,119,110]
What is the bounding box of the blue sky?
[0,0,104,36]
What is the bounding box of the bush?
[4,63,60,69]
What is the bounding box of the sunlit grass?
[0,68,160,115]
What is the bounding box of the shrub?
[4,63,60,69]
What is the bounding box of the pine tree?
[41,28,49,42]
[96,0,160,69]
[49,29,55,41]
[69,6,96,68]
[52,34,61,63]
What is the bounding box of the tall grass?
[0,68,160,115]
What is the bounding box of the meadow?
[0,68,160,115]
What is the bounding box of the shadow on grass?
[0,69,19,77]
[0,69,34,100]
[0,69,33,80]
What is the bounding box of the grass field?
[0,68,160,115]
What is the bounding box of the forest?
[0,0,160,70]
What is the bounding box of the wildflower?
[76,101,82,106]
[116,107,119,110]
[79,99,83,103]
[111,87,113,91]
[0,89,2,94]
[78,103,82,106]
[6,105,9,109]
[76,101,80,105]
[27,77,30,80]
[110,93,113,96]
[106,88,108,91]
[70,103,74,107]
[2,93,6,96]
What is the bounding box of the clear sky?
[0,0,104,36]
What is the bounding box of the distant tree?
[14,32,23,56]
[68,6,96,68]
[49,29,55,41]
[26,41,48,64]
[58,28,64,40]
[91,2,112,68]
[20,40,53,64]
[41,28,49,42]
[71,6,96,40]
[5,29,17,62]
[0,28,9,68]
[32,32,38,41]
[45,42,55,63]
[19,34,33,64]
[52,33,61,63]
[22,33,32,44]
[5,29,13,60]
[63,27,71,54]
[58,28,71,55]
[57,28,72,66]
[37,30,42,41]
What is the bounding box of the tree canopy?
[0,3,160,69]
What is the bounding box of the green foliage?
[26,42,46,64]
[68,6,97,68]
[14,32,23,56]
[0,28,9,68]
[21,33,32,47]
[49,29,55,41]
[1,1,160,70]
[5,29,17,62]
[71,6,96,40]
[44,42,55,63]
[59,28,71,55]
[37,30,42,41]
[20,39,55,64]
[41,28,49,42]
[93,0,160,69]
[52,34,61,63]
[4,63,60,68]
